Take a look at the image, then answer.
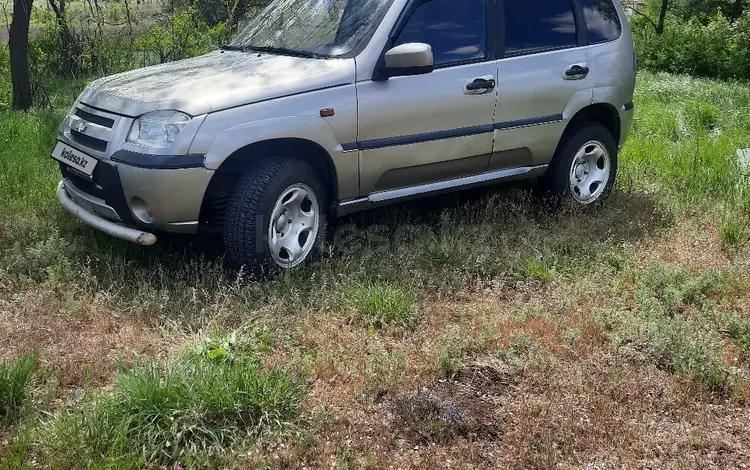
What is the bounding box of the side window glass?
[395,0,486,67]
[505,0,577,56]
[580,0,621,43]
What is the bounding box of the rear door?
[489,0,592,171]
[356,0,498,196]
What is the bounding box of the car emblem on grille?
[74,121,88,133]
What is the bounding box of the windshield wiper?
[245,45,327,59]
[219,44,249,52]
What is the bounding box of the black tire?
[223,157,327,272]
[540,122,618,208]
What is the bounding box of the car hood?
[78,51,356,117]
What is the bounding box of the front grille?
[70,129,108,152]
[60,164,105,199]
[75,107,114,128]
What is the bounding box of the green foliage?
[624,73,750,209]
[436,327,465,381]
[633,12,750,80]
[0,108,63,210]
[346,283,415,329]
[603,264,732,390]
[719,214,749,249]
[0,46,11,109]
[0,351,38,426]
[186,328,272,365]
[515,256,554,282]
[725,314,750,359]
[40,335,304,468]
[668,0,749,24]
[134,7,228,65]
[636,263,726,315]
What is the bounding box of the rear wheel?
[540,122,618,207]
[223,157,326,272]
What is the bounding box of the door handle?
[465,77,496,94]
[564,63,589,80]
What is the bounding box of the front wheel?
[223,157,326,272]
[540,122,618,207]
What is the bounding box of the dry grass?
[2,73,750,467]
[0,285,169,390]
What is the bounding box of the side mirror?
[377,43,434,79]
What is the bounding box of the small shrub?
[605,265,733,390]
[0,351,37,426]
[683,101,720,133]
[436,328,465,381]
[41,337,304,468]
[361,339,406,401]
[723,314,750,360]
[347,283,415,329]
[719,215,748,250]
[515,257,553,282]
[637,263,726,315]
[499,333,537,370]
[391,389,465,443]
[186,328,272,366]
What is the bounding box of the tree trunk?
[49,0,81,77]
[228,0,249,28]
[9,0,33,110]
[729,0,745,19]
[656,0,669,34]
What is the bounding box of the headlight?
[127,110,191,148]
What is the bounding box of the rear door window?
[504,0,577,56]
[579,0,622,43]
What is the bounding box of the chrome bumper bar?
[56,180,157,246]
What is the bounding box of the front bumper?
[57,181,157,245]
[56,145,215,243]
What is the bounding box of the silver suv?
[52,0,635,270]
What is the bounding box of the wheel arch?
[199,138,338,232]
[562,103,621,146]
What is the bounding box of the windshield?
[231,0,395,57]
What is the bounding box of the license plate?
[51,142,98,176]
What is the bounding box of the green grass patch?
[0,351,37,426]
[39,334,304,468]
[514,256,554,282]
[346,283,415,329]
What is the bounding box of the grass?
[345,283,415,329]
[39,333,303,469]
[1,70,750,466]
[0,351,37,426]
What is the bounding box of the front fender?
[199,115,359,199]
[202,115,343,170]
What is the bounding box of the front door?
[356,0,497,196]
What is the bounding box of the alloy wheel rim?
[569,140,611,204]
[267,183,320,268]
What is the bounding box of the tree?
[48,0,82,77]
[8,0,33,110]
[670,0,748,22]
[632,0,670,34]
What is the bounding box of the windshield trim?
[230,0,397,60]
